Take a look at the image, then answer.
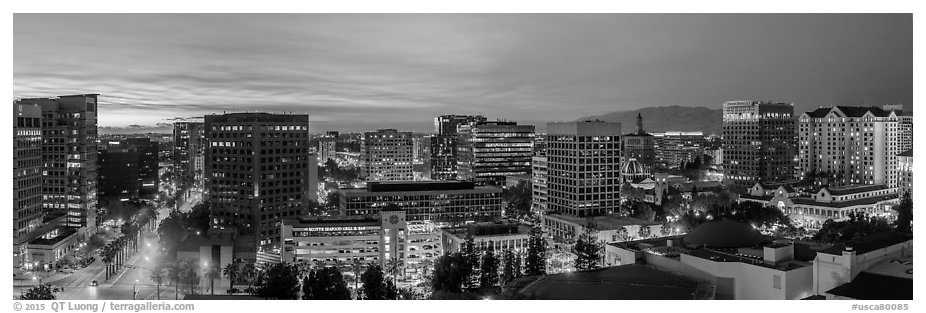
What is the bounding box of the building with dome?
[605,219,816,299]
[620,158,650,184]
[622,113,655,169]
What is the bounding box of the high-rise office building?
[430,115,487,180]
[722,100,796,190]
[546,121,622,217]
[798,106,901,187]
[98,138,159,201]
[361,129,414,181]
[204,113,317,250]
[173,122,205,188]
[16,94,99,231]
[125,138,159,198]
[14,103,45,266]
[652,131,707,168]
[317,131,339,164]
[457,121,535,186]
[622,113,655,170]
[531,156,548,214]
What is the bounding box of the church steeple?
[636,113,644,134]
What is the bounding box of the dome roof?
[621,158,647,176]
[682,219,768,249]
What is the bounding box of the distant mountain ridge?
[577,105,722,135]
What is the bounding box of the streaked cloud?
[14,14,912,132]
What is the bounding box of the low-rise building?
[340,181,503,223]
[812,231,912,299]
[511,264,715,300]
[25,227,80,270]
[541,213,665,244]
[280,208,441,279]
[606,220,816,300]
[440,221,532,254]
[739,184,899,230]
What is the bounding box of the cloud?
[13,14,912,132]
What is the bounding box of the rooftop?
[284,215,380,226]
[682,219,769,249]
[791,194,897,208]
[543,213,659,230]
[818,231,912,255]
[826,272,913,300]
[27,228,78,246]
[898,149,912,157]
[516,264,714,300]
[443,222,532,238]
[825,184,890,196]
[804,106,895,118]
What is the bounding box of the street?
[17,190,204,301]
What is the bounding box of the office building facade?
[204,113,317,250]
[340,181,502,223]
[653,131,707,168]
[361,129,414,181]
[457,121,535,186]
[173,122,205,188]
[531,156,548,214]
[317,131,339,164]
[546,121,622,217]
[430,115,487,181]
[14,104,45,266]
[16,94,99,231]
[722,100,796,190]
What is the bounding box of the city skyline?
[14,14,912,133]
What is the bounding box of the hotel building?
[361,129,414,181]
[546,121,622,217]
[722,100,796,190]
[798,106,901,187]
[457,121,535,186]
[204,113,317,250]
[897,150,912,197]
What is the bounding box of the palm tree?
[349,259,364,299]
[385,257,403,286]
[179,260,198,295]
[205,263,221,295]
[240,262,257,293]
[222,262,238,290]
[166,262,182,300]
[149,265,165,300]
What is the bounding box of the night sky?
[13,14,912,133]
